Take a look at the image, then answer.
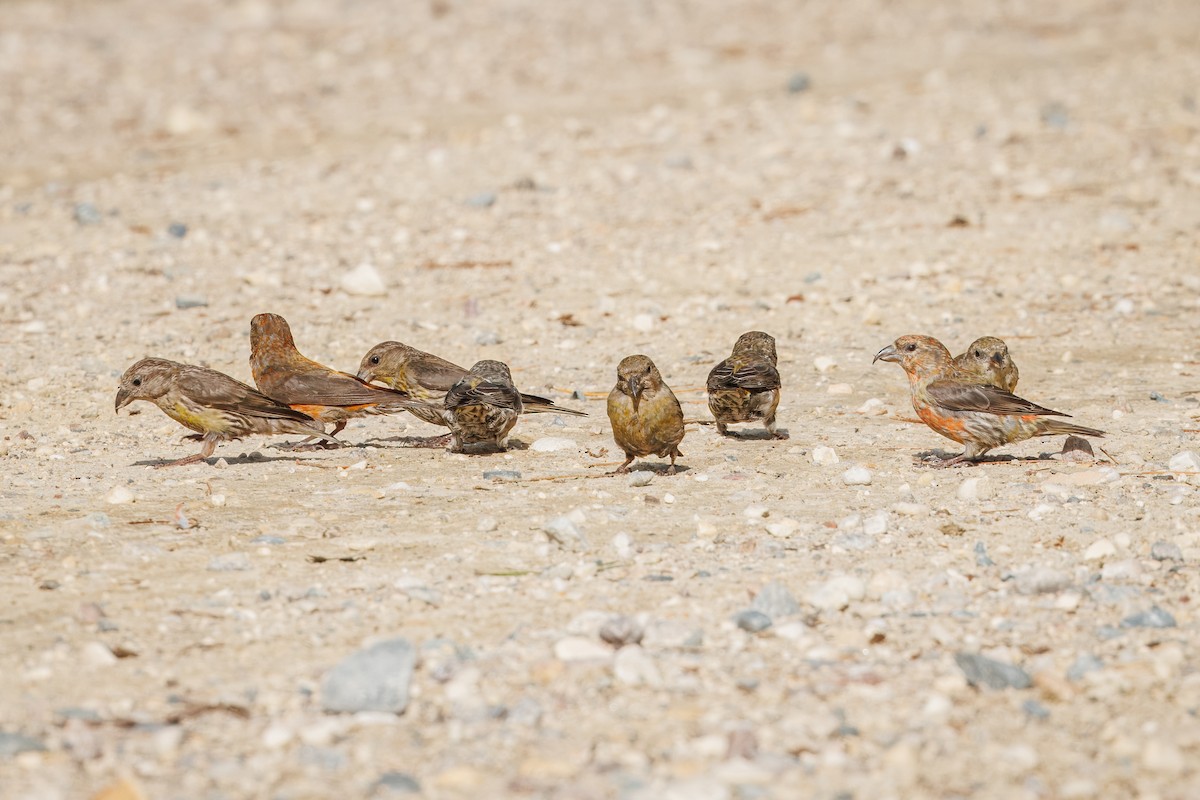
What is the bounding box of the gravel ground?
[2,1,1200,798]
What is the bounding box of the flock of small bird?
[114,314,1105,471]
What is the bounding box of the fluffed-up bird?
[115,357,339,467]
[706,330,785,439]
[442,360,523,452]
[607,354,686,474]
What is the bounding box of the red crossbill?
[607,354,686,474]
[442,360,523,452]
[953,336,1019,392]
[706,331,784,439]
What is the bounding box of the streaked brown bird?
[356,340,586,428]
[249,313,429,440]
[442,359,523,452]
[607,354,686,474]
[874,334,1103,466]
[953,336,1019,393]
[115,357,339,467]
[706,330,785,439]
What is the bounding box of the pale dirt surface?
[3,1,1200,798]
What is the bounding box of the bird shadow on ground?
[626,462,692,475]
[133,453,307,468]
[913,449,1067,467]
[717,428,790,441]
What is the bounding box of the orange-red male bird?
[249,313,429,440]
[442,359,524,452]
[874,334,1103,466]
[356,340,586,428]
[706,330,785,438]
[607,354,686,474]
[115,357,339,467]
[953,336,1019,393]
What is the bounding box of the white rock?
[262,723,294,749]
[743,504,769,519]
[1083,539,1117,561]
[841,466,872,486]
[209,494,227,507]
[827,383,853,395]
[530,437,575,453]
[892,502,929,516]
[611,531,633,559]
[812,356,837,373]
[81,641,117,667]
[806,575,865,611]
[340,263,387,296]
[765,518,799,538]
[632,313,655,332]
[1169,451,1200,472]
[628,471,654,487]
[1053,467,1121,486]
[612,645,662,687]
[811,446,840,466]
[1142,739,1184,774]
[105,487,134,505]
[553,636,613,663]
[856,398,886,415]
[957,476,993,501]
[862,510,889,536]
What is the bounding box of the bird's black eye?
[645,365,652,373]
[132,378,142,386]
[973,350,982,358]
[370,356,380,364]
[905,343,917,352]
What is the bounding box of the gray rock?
[465,191,497,208]
[321,637,416,714]
[207,553,251,572]
[1151,541,1183,562]
[0,731,46,758]
[1066,654,1103,682]
[1015,567,1071,595]
[750,580,800,619]
[374,772,421,794]
[249,535,286,545]
[733,610,772,633]
[954,652,1032,690]
[482,469,521,481]
[786,72,812,94]
[1121,606,1177,629]
[175,295,208,309]
[1040,101,1069,129]
[543,516,586,550]
[167,222,188,238]
[73,202,102,225]
[474,330,502,346]
[599,615,644,647]
[974,542,996,567]
[1023,699,1050,720]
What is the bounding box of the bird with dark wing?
[706,330,785,439]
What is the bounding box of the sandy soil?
[2,0,1200,798]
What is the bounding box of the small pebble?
[482,469,521,481]
[811,445,839,466]
[1150,541,1183,562]
[553,636,612,663]
[1121,606,1176,629]
[174,295,208,309]
[612,645,661,687]
[474,330,502,346]
[1022,699,1051,720]
[954,652,1032,690]
[599,615,645,647]
[167,222,188,238]
[733,610,772,633]
[1066,654,1103,682]
[786,72,812,94]
[0,731,46,758]
[1168,451,1200,471]
[73,202,102,225]
[105,486,135,505]
[543,516,586,550]
[207,553,251,572]
[750,581,800,619]
[374,772,421,794]
[974,542,995,567]
[322,637,416,714]
[841,466,872,486]
[628,471,654,487]
[340,263,387,297]
[1083,539,1116,561]
[812,356,837,373]
[465,191,497,208]
[1040,101,1069,129]
[529,437,575,453]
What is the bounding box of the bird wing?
[408,353,470,392]
[268,367,413,407]
[925,379,1066,417]
[176,368,318,422]
[444,377,523,411]
[707,357,781,392]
